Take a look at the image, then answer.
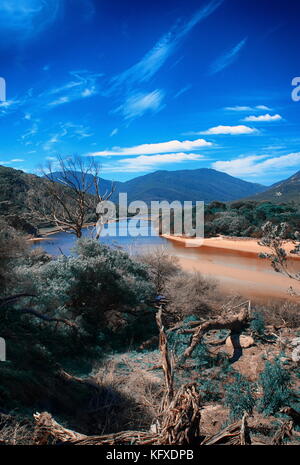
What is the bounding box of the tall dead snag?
[36,155,115,238]
[33,308,202,446]
[155,307,202,445]
[157,383,201,445]
[156,307,174,409]
[183,305,250,359]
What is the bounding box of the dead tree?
[182,302,251,359]
[37,156,115,238]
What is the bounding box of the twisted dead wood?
[184,306,250,358]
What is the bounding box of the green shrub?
[250,312,265,337]
[224,373,256,420]
[258,359,292,415]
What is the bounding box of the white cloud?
[201,125,257,135]
[103,152,205,173]
[225,106,252,111]
[0,158,24,165]
[114,89,165,120]
[256,105,272,110]
[209,38,247,75]
[225,105,272,111]
[243,113,282,122]
[88,138,212,157]
[212,152,300,177]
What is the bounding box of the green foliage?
[0,238,157,414]
[224,373,256,420]
[197,378,220,402]
[250,312,265,337]
[201,201,300,238]
[258,359,292,415]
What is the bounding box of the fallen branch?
[184,306,250,359]
[201,414,251,445]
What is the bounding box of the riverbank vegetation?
[0,218,299,445]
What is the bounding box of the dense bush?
[199,201,300,238]
[137,247,180,293]
[224,373,256,420]
[258,359,293,415]
[164,272,219,320]
[0,237,157,415]
[250,312,266,337]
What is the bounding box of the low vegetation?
[0,221,299,445]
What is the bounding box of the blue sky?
[0,0,300,185]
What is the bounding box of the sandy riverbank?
[162,234,299,257]
[162,234,300,301]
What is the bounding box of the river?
[32,219,300,302]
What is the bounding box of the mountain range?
[246,171,300,204]
[1,164,299,235]
[49,168,267,204]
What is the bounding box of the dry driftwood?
[183,305,250,358]
[201,413,251,445]
[33,382,202,446]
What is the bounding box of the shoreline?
[161,234,300,258]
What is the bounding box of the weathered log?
[184,307,250,359]
[201,414,251,445]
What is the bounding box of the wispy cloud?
[0,158,25,165]
[225,105,272,111]
[0,0,61,39]
[110,128,119,137]
[113,89,165,120]
[46,71,101,107]
[102,152,205,173]
[243,113,282,122]
[108,1,223,122]
[212,152,300,177]
[110,0,224,90]
[200,125,258,135]
[209,38,247,75]
[88,138,212,157]
[43,122,93,151]
[173,84,192,99]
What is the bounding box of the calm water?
[32,219,300,300]
[33,219,168,256]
